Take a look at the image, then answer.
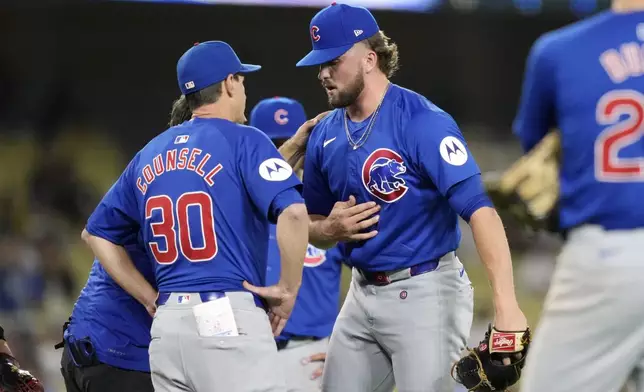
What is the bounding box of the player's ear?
[222,74,237,98]
[363,46,378,74]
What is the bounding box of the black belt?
[276,336,322,351]
[357,258,440,286]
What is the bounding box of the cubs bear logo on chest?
[361,148,408,203]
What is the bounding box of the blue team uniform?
[514,11,644,392]
[250,96,343,342]
[295,4,488,391]
[65,233,155,372]
[304,84,487,272]
[80,40,307,392]
[514,10,644,231]
[266,230,342,341]
[85,117,303,293]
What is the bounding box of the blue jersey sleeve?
[269,188,306,223]
[240,129,303,220]
[513,34,557,152]
[86,156,141,245]
[302,129,336,217]
[407,110,481,196]
[446,174,494,222]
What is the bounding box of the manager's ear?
[222,74,239,98]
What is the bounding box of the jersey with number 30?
[514,10,644,231]
[86,117,303,292]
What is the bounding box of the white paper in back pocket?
[192,296,239,337]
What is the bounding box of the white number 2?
[595,90,644,182]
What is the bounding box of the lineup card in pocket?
[193,296,239,337]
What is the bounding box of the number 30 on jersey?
[145,191,218,264]
[595,89,644,182]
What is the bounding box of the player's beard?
[328,70,365,109]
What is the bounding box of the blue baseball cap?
[296,3,380,67]
[177,40,261,95]
[250,97,307,140]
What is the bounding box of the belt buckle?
[372,272,391,285]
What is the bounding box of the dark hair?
[366,31,400,78]
[168,74,241,127]
[169,95,192,126]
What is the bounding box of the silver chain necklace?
[344,82,391,151]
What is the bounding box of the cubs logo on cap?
[362,148,408,203]
[296,3,380,67]
[249,97,307,140]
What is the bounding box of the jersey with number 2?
[513,10,644,230]
[85,117,302,292]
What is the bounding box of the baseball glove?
[0,354,44,392]
[483,131,560,233]
[451,324,531,391]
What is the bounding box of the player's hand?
[242,281,297,336]
[293,111,331,144]
[493,302,528,365]
[144,292,159,318]
[323,195,381,242]
[302,352,326,380]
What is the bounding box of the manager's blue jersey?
[86,117,303,292]
[66,233,155,372]
[265,224,342,340]
[514,10,644,231]
[304,84,481,272]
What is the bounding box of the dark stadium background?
[0,1,613,390]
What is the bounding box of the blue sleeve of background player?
[302,129,336,217]
[407,110,481,195]
[86,155,141,245]
[513,34,557,152]
[240,129,303,223]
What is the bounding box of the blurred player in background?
[0,326,9,357]
[81,40,311,392]
[294,3,528,391]
[0,325,43,392]
[514,1,644,391]
[58,232,155,392]
[250,97,343,391]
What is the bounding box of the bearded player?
[292,3,529,391]
[513,1,644,391]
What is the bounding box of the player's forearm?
[469,207,520,313]
[278,137,307,170]
[83,231,157,309]
[276,203,308,293]
[308,216,337,250]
